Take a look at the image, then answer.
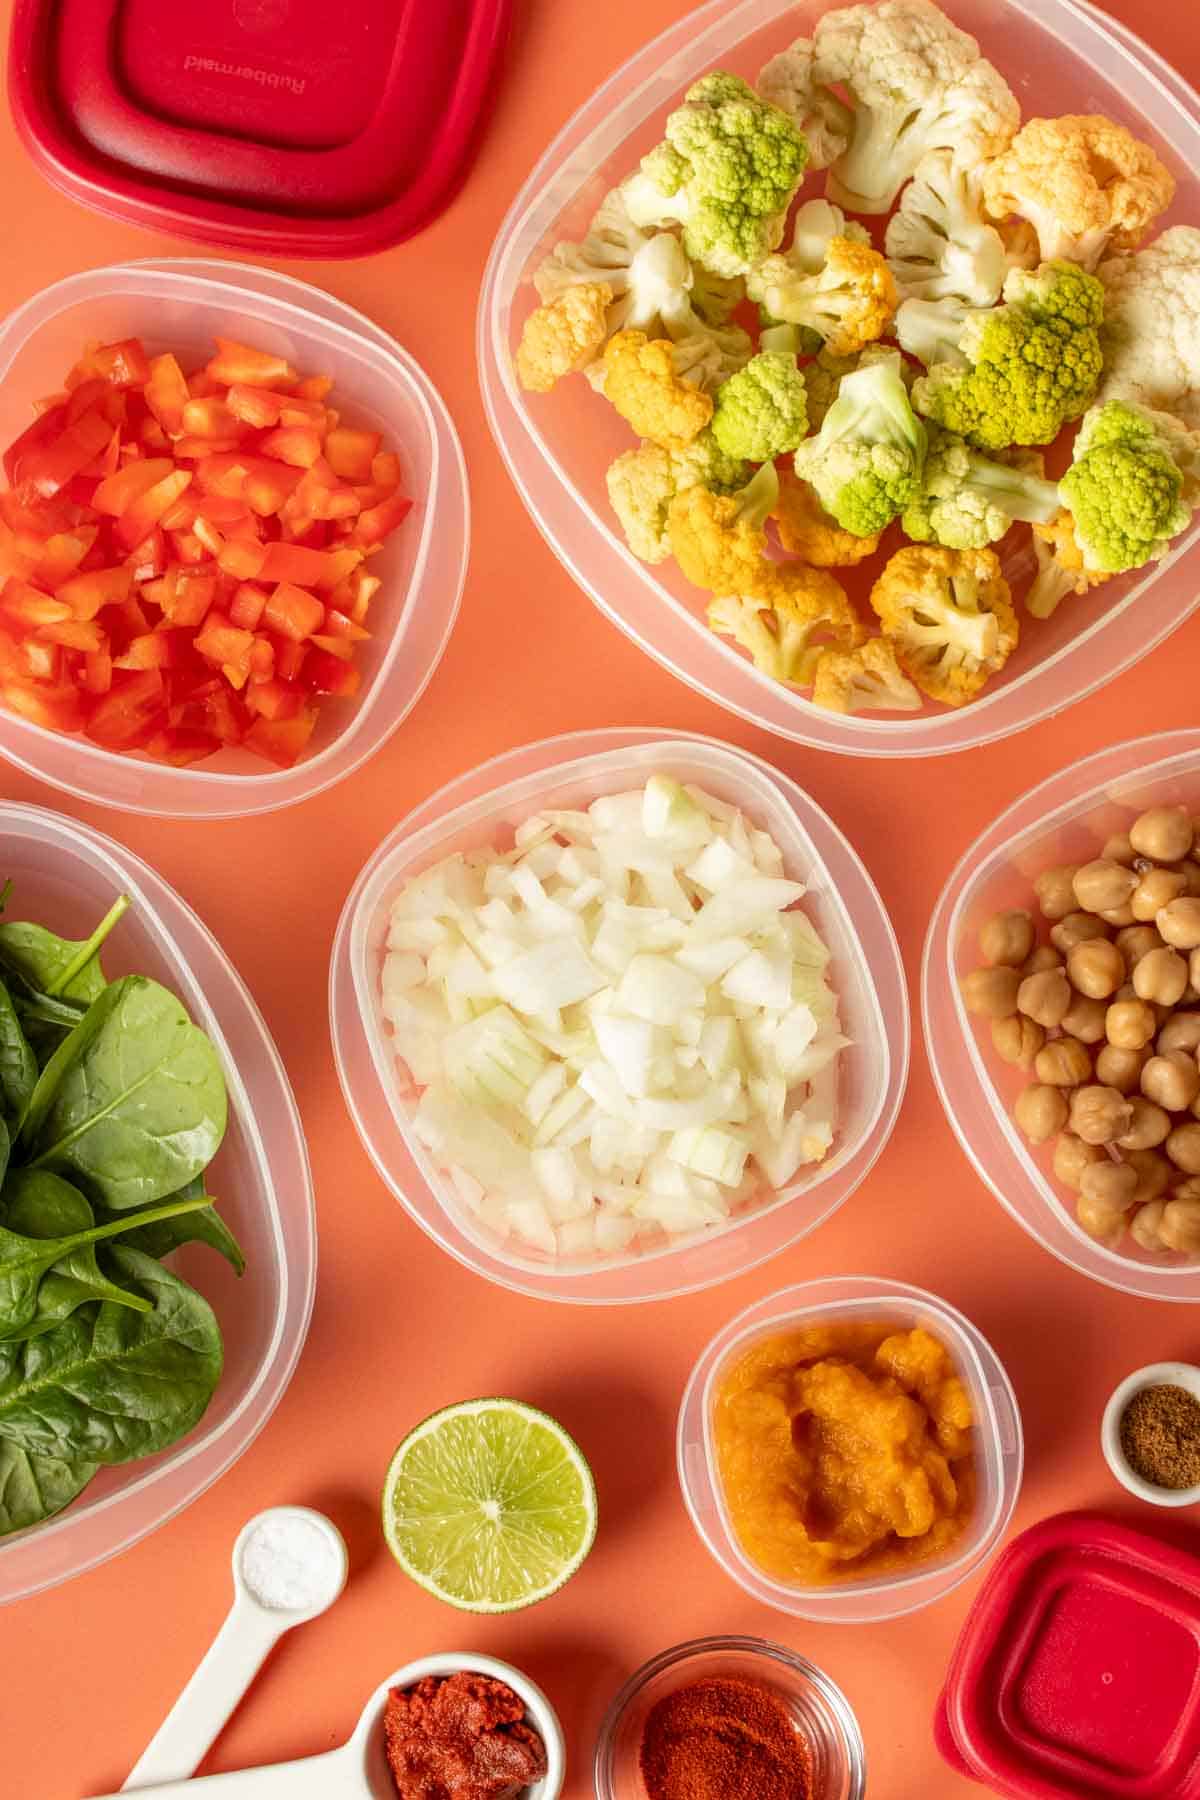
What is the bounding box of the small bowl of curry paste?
[379,1653,564,1799]
[594,1636,864,1800]
[678,1277,1024,1624]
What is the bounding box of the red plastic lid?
[7,0,511,257]
[937,1512,1200,1799]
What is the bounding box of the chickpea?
[1102,831,1136,867]
[1069,1084,1134,1145]
[1174,1176,1200,1205]
[1100,903,1138,929]
[1053,1133,1104,1189]
[1132,868,1187,922]
[991,1015,1045,1070]
[1106,998,1158,1050]
[1192,946,1200,991]
[1166,1122,1200,1175]
[1068,939,1126,1000]
[1116,924,1164,974]
[1079,1159,1139,1214]
[1158,898,1200,951]
[1131,804,1195,865]
[1035,866,1082,923]
[961,965,1022,1019]
[1159,1198,1200,1255]
[1126,1148,1174,1206]
[1035,1037,1093,1087]
[1132,946,1190,1007]
[1176,859,1200,898]
[979,909,1035,967]
[1015,1083,1070,1144]
[1117,1097,1173,1151]
[1142,1051,1200,1114]
[1096,1043,1151,1093]
[1074,859,1138,915]
[1158,1013,1200,1056]
[1019,968,1072,1028]
[1076,1193,1126,1243]
[1023,945,1064,976]
[1130,1200,1169,1252]
[1051,912,1111,954]
[1061,993,1108,1045]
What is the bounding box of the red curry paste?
[383,1671,547,1800]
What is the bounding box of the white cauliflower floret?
[886,149,1036,306]
[813,0,1019,216]
[534,188,696,338]
[894,295,975,368]
[1097,227,1200,428]
[757,38,853,170]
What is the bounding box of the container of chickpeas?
[924,730,1200,1303]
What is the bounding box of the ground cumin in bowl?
[1103,1361,1200,1507]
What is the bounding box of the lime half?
[382,1398,597,1613]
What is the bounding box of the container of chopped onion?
[330,730,908,1303]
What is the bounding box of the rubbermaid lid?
[8,0,511,257]
[936,1512,1200,1799]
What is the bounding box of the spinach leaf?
[0,1119,8,1194]
[0,980,36,1124]
[0,1246,223,1464]
[25,975,228,1208]
[103,1175,246,1277]
[0,893,127,1004]
[0,1440,96,1536]
[12,988,88,1032]
[0,1170,214,1344]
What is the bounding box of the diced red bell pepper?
[65,380,124,430]
[229,582,268,631]
[81,647,113,694]
[84,669,165,749]
[1,581,74,629]
[144,727,221,766]
[112,629,191,672]
[246,676,305,720]
[248,634,274,681]
[20,639,61,682]
[4,405,68,486]
[309,632,355,661]
[66,339,151,391]
[195,453,255,498]
[2,678,85,732]
[157,566,217,628]
[18,409,115,499]
[323,607,371,642]
[257,542,338,588]
[195,610,254,678]
[174,435,243,459]
[245,705,316,767]
[270,635,309,681]
[127,526,167,583]
[277,394,330,429]
[144,354,190,436]
[100,595,152,651]
[181,397,242,441]
[114,470,193,551]
[218,536,267,582]
[37,618,105,652]
[348,492,411,547]
[226,385,283,430]
[56,564,134,620]
[139,417,172,454]
[207,340,297,389]
[372,452,403,492]
[348,571,383,622]
[325,428,381,483]
[292,375,334,402]
[243,461,302,517]
[80,428,122,480]
[260,426,323,469]
[263,581,323,641]
[31,527,98,588]
[169,529,210,566]
[303,651,361,697]
[203,685,251,743]
[93,457,175,517]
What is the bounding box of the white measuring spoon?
[94,1652,566,1800]
[121,1506,349,1791]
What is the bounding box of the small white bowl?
[1102,1362,1200,1507]
[368,1653,566,1800]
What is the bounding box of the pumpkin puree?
[713,1321,976,1585]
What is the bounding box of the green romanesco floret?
[621,72,809,277]
[804,344,910,428]
[912,260,1105,449]
[606,432,750,564]
[793,350,927,536]
[902,425,1062,548]
[1059,399,1196,574]
[711,350,809,461]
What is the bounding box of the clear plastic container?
[677,1278,1023,1623]
[924,727,1200,1303]
[478,0,1200,759]
[0,259,468,817]
[329,728,908,1304]
[0,801,316,1603]
[594,1636,866,1800]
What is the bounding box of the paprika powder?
[639,1676,814,1800]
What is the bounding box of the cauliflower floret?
[894,295,976,370]
[757,37,853,170]
[1059,399,1196,575]
[982,116,1176,272]
[804,344,911,428]
[813,0,1019,216]
[901,425,1061,548]
[534,190,697,334]
[1097,227,1200,428]
[871,543,1018,704]
[605,433,750,564]
[707,565,866,685]
[600,329,737,449]
[812,637,923,712]
[1026,511,1111,619]
[690,267,747,326]
[711,350,809,461]
[747,235,897,358]
[773,468,881,565]
[912,260,1105,449]
[886,149,1035,307]
[516,283,614,391]
[668,461,780,592]
[621,72,809,277]
[794,350,927,537]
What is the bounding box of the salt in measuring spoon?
[122,1505,349,1790]
[97,1652,566,1799]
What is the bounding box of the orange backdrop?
[1,2,1199,1796]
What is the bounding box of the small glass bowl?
[593,1636,866,1800]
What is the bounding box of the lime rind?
[382,1398,598,1614]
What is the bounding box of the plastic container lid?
[937,1512,1200,1798]
[8,0,511,256]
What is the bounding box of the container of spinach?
[0,881,242,1538]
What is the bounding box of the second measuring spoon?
[123,1506,348,1791]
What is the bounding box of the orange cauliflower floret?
[870,543,1017,706]
[668,462,780,591]
[773,468,880,566]
[811,638,922,714]
[707,564,865,686]
[982,116,1176,272]
[748,237,897,357]
[1026,509,1112,619]
[600,329,716,450]
[516,283,613,392]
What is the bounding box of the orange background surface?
[1,1,1199,1796]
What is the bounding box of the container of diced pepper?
[0,260,468,817]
